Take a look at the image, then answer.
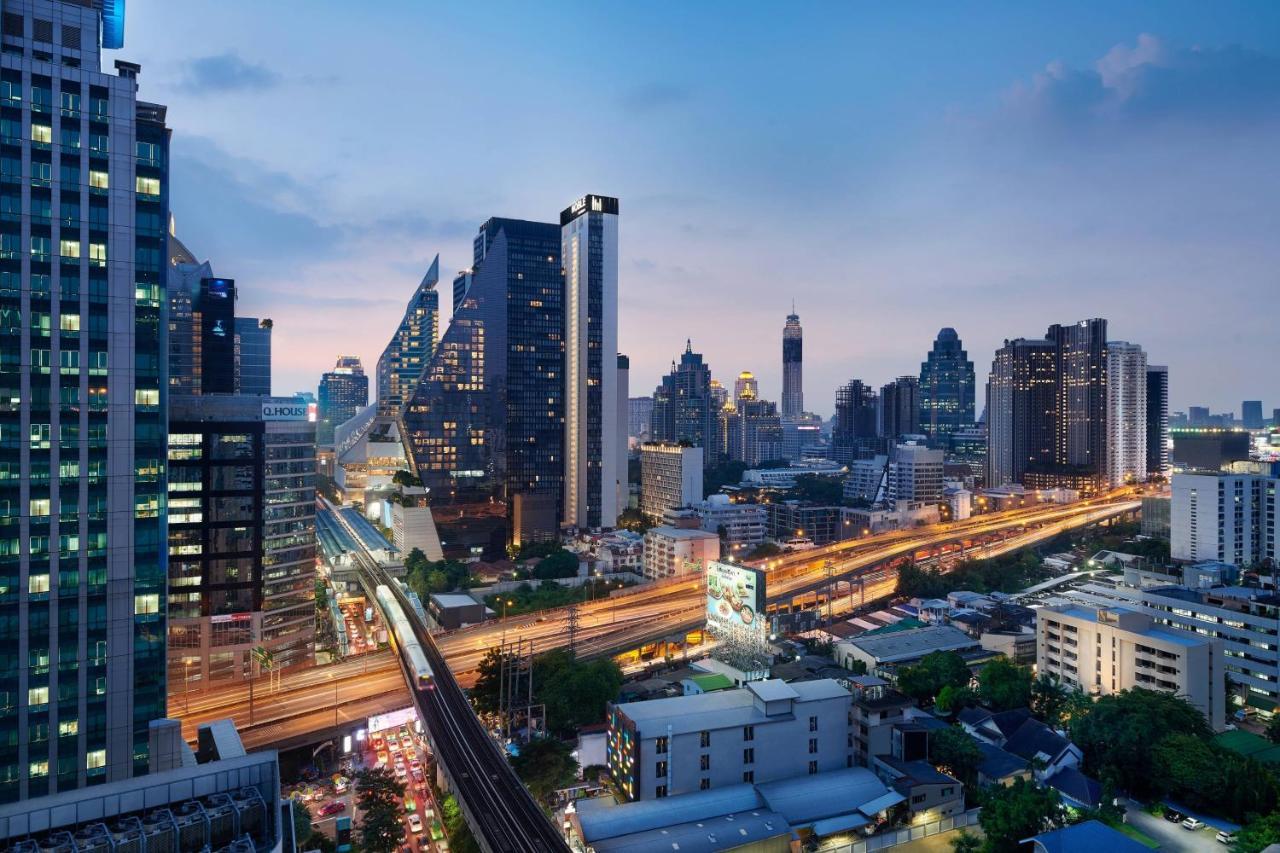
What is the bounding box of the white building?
[844,455,888,504]
[887,443,944,509]
[640,443,704,520]
[563,194,620,529]
[696,494,768,558]
[743,459,845,488]
[606,679,854,800]
[642,526,720,580]
[1172,469,1278,567]
[1107,341,1148,486]
[1037,604,1224,730]
[390,500,445,561]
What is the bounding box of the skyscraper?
[317,355,369,444]
[377,255,440,416]
[1037,319,1108,492]
[782,307,803,418]
[918,328,975,448]
[403,216,564,535]
[879,376,921,441]
[1242,400,1264,430]
[1106,341,1147,486]
[1146,365,1169,479]
[831,379,879,464]
[650,341,718,466]
[234,316,271,395]
[562,194,621,530]
[986,338,1056,488]
[1,0,169,800]
[721,396,784,466]
[733,370,759,403]
[628,396,653,441]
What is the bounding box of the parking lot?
[1126,804,1232,852]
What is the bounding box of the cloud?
[1003,34,1280,129]
[178,52,281,94]
[620,81,691,113]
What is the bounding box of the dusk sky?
[119,1,1279,416]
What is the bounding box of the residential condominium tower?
[377,254,439,416]
[562,194,620,530]
[918,327,975,448]
[985,338,1056,488]
[782,307,803,418]
[1106,341,1147,486]
[0,0,169,800]
[1146,365,1169,479]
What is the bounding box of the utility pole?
[566,604,580,659]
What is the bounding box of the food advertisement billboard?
[705,561,766,639]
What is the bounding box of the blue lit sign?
[100,0,126,50]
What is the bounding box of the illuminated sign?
[560,194,619,225]
[367,706,419,734]
[100,0,125,50]
[705,561,766,640]
[262,402,309,421]
[307,402,319,423]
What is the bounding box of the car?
[1182,817,1205,830]
[376,750,389,766]
[409,758,422,771]
[411,768,424,783]
[1164,810,1184,823]
[1217,830,1238,844]
[407,813,424,835]
[319,801,347,816]
[394,763,408,779]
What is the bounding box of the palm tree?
[1031,672,1069,726]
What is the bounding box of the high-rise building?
[1243,401,1264,430]
[1188,406,1211,427]
[1106,341,1147,486]
[985,338,1056,488]
[879,376,920,441]
[887,442,944,510]
[377,255,440,416]
[831,379,879,464]
[1146,365,1169,479]
[782,307,803,418]
[562,194,621,530]
[650,341,718,467]
[403,217,564,536]
[628,396,653,442]
[317,355,369,445]
[1,0,170,800]
[167,396,317,687]
[616,353,630,518]
[918,328,975,448]
[190,276,236,394]
[1171,469,1279,567]
[451,268,472,314]
[733,370,759,404]
[640,443,704,520]
[234,316,271,395]
[708,378,728,414]
[1038,319,1108,492]
[721,396,784,466]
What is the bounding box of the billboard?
[705,561,766,640]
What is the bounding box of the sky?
[116,1,1280,416]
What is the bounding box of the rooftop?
[842,625,977,663]
[613,679,847,737]
[756,767,902,826]
[1024,819,1151,853]
[431,593,481,609]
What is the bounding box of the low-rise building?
[427,593,486,630]
[1036,604,1225,730]
[696,494,767,558]
[848,676,915,766]
[1171,469,1279,567]
[641,525,720,581]
[766,501,845,546]
[390,498,444,561]
[836,626,979,675]
[606,679,853,801]
[640,443,704,521]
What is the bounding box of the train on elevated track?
[374,584,434,689]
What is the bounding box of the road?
[1127,805,1222,852]
[437,493,1142,683]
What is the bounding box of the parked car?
[319,801,347,816]
[407,813,424,835]
[1182,817,1205,830]
[1164,810,1184,823]
[1217,830,1237,844]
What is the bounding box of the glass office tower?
[0,0,168,801]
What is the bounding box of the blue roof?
[756,767,899,826]
[1025,820,1151,853]
[1046,767,1102,809]
[590,808,790,853]
[977,742,1030,781]
[576,786,763,842]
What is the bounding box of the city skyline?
[116,1,1280,413]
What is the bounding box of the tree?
[533,549,580,580]
[535,649,624,735]
[929,726,983,797]
[392,468,422,487]
[978,657,1033,712]
[354,767,405,853]
[441,794,481,853]
[1069,689,1210,798]
[978,778,1063,853]
[896,651,971,706]
[936,684,979,715]
[949,830,983,853]
[1237,813,1280,853]
[746,542,782,561]
[291,801,313,846]
[704,460,748,495]
[303,831,336,853]
[1268,715,1280,745]
[470,647,506,715]
[1030,672,1069,726]
[511,738,579,802]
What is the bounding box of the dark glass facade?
[317,356,368,445]
[196,277,235,394]
[832,379,879,463]
[377,255,439,416]
[1146,365,1169,478]
[781,311,802,418]
[879,376,920,441]
[918,327,975,448]
[649,341,717,466]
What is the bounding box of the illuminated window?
[86,749,106,770]
[134,594,160,615]
[135,388,159,407]
[88,242,106,266]
[88,170,108,190]
[136,176,160,196]
[59,313,79,332]
[29,761,49,778]
[59,719,78,737]
[28,574,50,594]
[31,124,51,144]
[27,686,48,707]
[59,239,79,259]
[29,498,50,517]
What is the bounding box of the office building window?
[809,715,818,732]
[743,726,754,742]
[809,738,818,754]
[655,785,667,799]
[700,754,710,771]
[808,760,818,775]
[743,770,754,783]
[700,778,711,790]
[655,736,668,755]
[743,748,754,764]
[700,730,710,748]
[655,760,667,778]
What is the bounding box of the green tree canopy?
[929,725,983,797]
[511,738,579,802]
[1237,813,1280,853]
[532,549,580,580]
[896,651,971,706]
[978,778,1063,853]
[978,657,1033,711]
[353,767,405,853]
[536,648,624,736]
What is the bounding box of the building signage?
[261,402,309,421]
[560,194,619,225]
[705,560,766,640]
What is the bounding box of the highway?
[327,500,569,853]
[436,493,1142,683]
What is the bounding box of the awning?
[812,812,872,837]
[1247,694,1278,712]
[859,791,907,816]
